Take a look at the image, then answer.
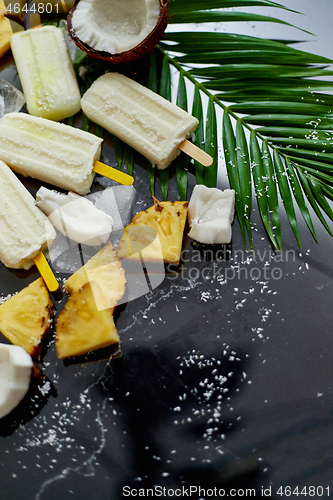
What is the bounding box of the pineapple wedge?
[65,241,125,311]
[56,282,119,359]
[117,200,188,265]
[0,278,53,358]
[0,0,13,58]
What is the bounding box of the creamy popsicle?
[0,159,55,270]
[10,25,81,121]
[81,72,206,170]
[0,112,103,195]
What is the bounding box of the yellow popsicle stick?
[33,250,59,292]
[60,0,68,13]
[178,139,213,167]
[93,161,134,185]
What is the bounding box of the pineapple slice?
[56,282,119,359]
[65,241,126,311]
[0,278,53,358]
[0,0,13,58]
[117,200,188,265]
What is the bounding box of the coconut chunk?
[68,0,168,64]
[188,185,235,244]
[70,0,160,54]
[0,344,32,419]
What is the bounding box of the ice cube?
[89,185,137,247]
[89,185,137,229]
[0,80,25,118]
[59,19,78,62]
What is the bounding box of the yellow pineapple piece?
[117,200,188,265]
[0,0,13,58]
[56,282,119,359]
[0,278,53,358]
[65,241,126,311]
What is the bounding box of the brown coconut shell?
[67,0,169,65]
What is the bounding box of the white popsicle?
[10,25,81,121]
[0,159,55,270]
[81,72,212,170]
[0,112,103,195]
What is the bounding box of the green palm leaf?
[285,158,317,241]
[261,142,282,248]
[222,111,248,247]
[191,65,333,80]
[296,169,333,237]
[192,86,205,185]
[158,55,172,201]
[204,97,218,188]
[235,119,253,245]
[159,0,333,247]
[168,0,300,13]
[175,72,189,200]
[273,149,301,246]
[169,10,308,33]
[250,131,277,248]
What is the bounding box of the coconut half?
[67,0,169,64]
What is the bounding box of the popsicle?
[81,72,213,170]
[0,159,56,273]
[0,112,133,194]
[10,25,81,121]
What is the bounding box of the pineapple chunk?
[117,200,188,265]
[56,282,119,359]
[0,278,53,357]
[65,241,126,311]
[0,0,13,58]
[188,185,235,244]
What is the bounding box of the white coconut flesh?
[71,0,160,54]
[0,344,33,419]
[188,185,236,245]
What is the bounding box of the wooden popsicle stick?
[93,161,134,185]
[33,251,59,292]
[178,139,213,167]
